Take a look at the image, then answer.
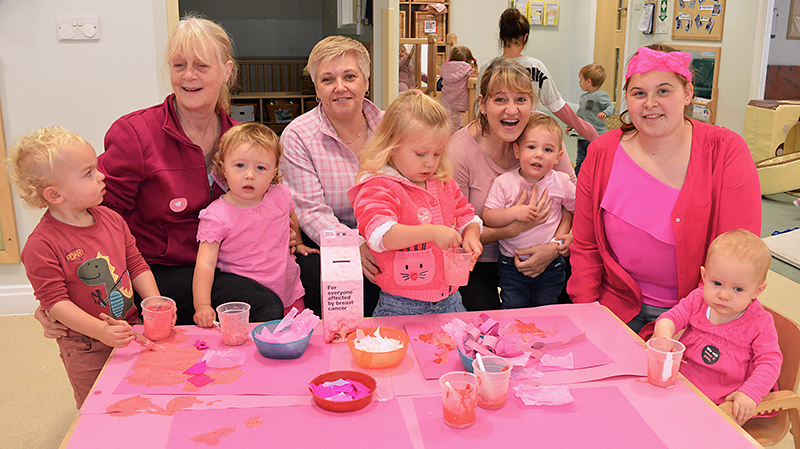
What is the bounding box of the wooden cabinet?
[398,1,450,90]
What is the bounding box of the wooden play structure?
[743,100,800,195]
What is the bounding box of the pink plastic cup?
[646,337,686,388]
[217,302,251,346]
[141,296,176,341]
[444,248,472,287]
[439,371,480,428]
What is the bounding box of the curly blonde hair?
[213,122,282,185]
[358,90,452,182]
[8,126,86,208]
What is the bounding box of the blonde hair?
[580,64,607,88]
[8,126,87,208]
[516,114,564,150]
[358,90,452,182]
[449,45,477,72]
[166,14,237,113]
[307,36,371,83]
[213,123,282,185]
[706,229,772,284]
[477,58,536,136]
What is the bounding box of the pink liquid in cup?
[444,248,472,287]
[439,371,480,428]
[216,302,251,346]
[646,337,686,388]
[141,296,176,341]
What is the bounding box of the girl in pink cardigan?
[348,90,483,316]
[440,45,478,132]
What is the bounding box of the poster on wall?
[672,0,725,41]
[529,1,543,26]
[544,2,559,26]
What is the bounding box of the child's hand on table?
[194,305,217,328]
[725,391,757,425]
[98,313,134,348]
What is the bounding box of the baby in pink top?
[654,229,781,425]
[483,114,575,308]
[193,123,317,327]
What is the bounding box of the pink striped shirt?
[280,100,385,245]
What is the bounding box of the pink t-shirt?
[601,145,679,308]
[485,169,575,257]
[450,124,577,263]
[197,184,304,308]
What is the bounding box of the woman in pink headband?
[568,44,761,336]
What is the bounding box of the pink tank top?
[601,145,680,308]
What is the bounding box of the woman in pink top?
[568,44,761,335]
[450,58,576,311]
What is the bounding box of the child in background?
[653,229,781,425]
[11,126,160,408]
[571,64,615,175]
[193,123,313,326]
[440,45,478,132]
[348,90,483,316]
[399,44,415,92]
[483,114,575,309]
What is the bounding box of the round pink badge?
[417,207,432,224]
[170,198,187,213]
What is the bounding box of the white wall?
[0,0,168,315]
[769,0,800,65]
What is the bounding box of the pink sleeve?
[738,314,782,405]
[553,103,599,142]
[350,179,401,242]
[99,118,147,215]
[196,208,227,244]
[658,289,698,331]
[715,131,762,236]
[448,180,477,228]
[567,148,602,304]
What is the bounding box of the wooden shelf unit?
[399,0,450,76]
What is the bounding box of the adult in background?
[450,58,575,311]
[489,8,598,142]
[35,15,284,332]
[280,36,383,317]
[568,44,761,334]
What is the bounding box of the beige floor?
[2,270,798,449]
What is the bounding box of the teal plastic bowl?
[457,346,475,373]
[252,320,313,359]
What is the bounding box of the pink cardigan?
[440,61,475,113]
[568,120,761,323]
[348,172,478,302]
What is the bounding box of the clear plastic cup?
[216,302,251,346]
[472,355,512,409]
[439,371,480,428]
[646,337,686,388]
[444,248,472,287]
[141,296,176,341]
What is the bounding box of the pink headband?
[625,46,693,83]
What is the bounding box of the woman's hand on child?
[34,305,69,339]
[725,391,757,425]
[295,244,320,257]
[98,313,134,348]
[194,305,217,328]
[360,243,381,283]
[514,243,559,279]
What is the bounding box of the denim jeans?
[575,139,590,176]
[497,255,565,309]
[372,290,467,317]
[626,303,671,334]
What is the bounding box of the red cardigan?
[567,120,761,323]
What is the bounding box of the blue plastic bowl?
[457,346,475,373]
[252,320,313,359]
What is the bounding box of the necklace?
[341,117,367,145]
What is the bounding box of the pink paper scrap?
[202,349,245,368]
[309,378,371,401]
[539,353,575,369]
[513,384,574,406]
[187,374,214,388]
[193,340,208,350]
[183,361,207,376]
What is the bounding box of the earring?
[315,97,320,102]
[364,90,369,97]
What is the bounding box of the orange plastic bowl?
[309,370,377,413]
[346,327,410,369]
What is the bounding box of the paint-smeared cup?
[141,296,176,341]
